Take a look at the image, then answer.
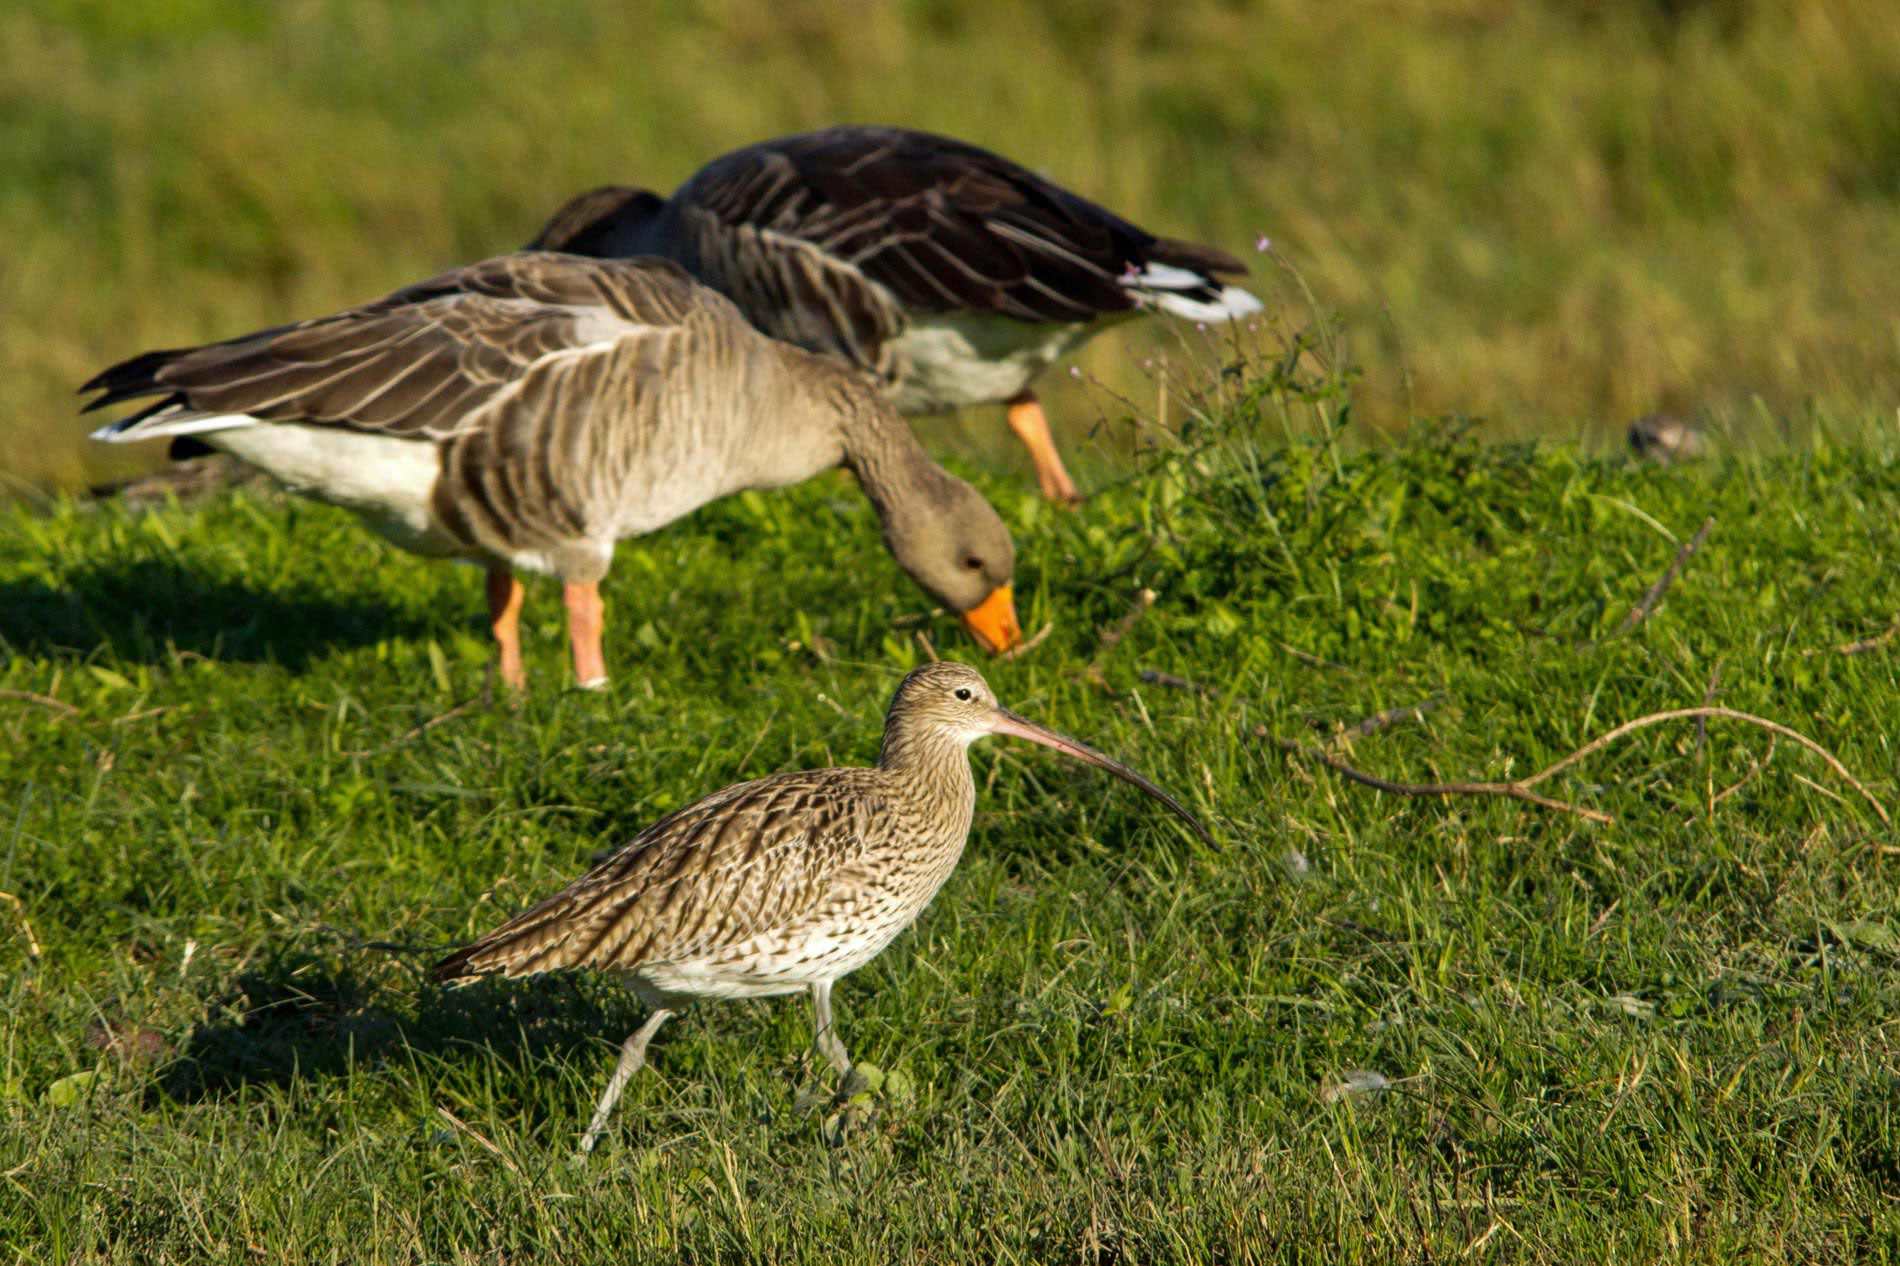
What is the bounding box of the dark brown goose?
[83,253,1023,688]
[434,660,1210,1151]
[529,125,1262,507]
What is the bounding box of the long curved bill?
[987,707,1213,844]
[961,584,1022,654]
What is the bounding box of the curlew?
[433,660,1210,1151]
[529,125,1263,507]
[83,253,1023,689]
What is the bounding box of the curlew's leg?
[485,567,527,691]
[578,1006,674,1154]
[810,980,851,1075]
[563,580,608,690]
[1005,390,1081,507]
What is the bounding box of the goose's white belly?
[887,313,1118,412]
[206,422,461,557]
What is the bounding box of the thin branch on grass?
[999,621,1055,662]
[1268,705,1889,828]
[1332,696,1443,746]
[1687,737,1775,825]
[0,688,78,717]
[1083,589,1156,686]
[1803,619,1900,657]
[340,695,484,758]
[436,1106,522,1177]
[1269,731,1613,824]
[0,891,42,958]
[1138,668,1209,694]
[1694,661,1722,753]
[913,630,938,663]
[1619,516,1714,633]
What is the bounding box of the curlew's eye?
[954,687,973,701]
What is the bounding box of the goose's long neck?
[817,369,952,523]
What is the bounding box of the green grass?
[2,401,1898,1260]
[9,0,1900,493]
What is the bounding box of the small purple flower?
[1069,366,1083,379]
[1195,322,1208,333]
[1255,234,1272,253]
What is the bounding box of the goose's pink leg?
[564,581,608,689]
[1005,390,1081,507]
[485,567,527,691]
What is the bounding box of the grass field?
[2,377,1897,1258]
[8,0,1900,493]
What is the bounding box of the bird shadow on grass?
[152,944,624,1109]
[0,558,441,671]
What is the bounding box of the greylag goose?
[529,125,1263,506]
[83,253,1022,688]
[435,660,1210,1151]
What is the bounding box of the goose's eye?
[954,687,973,701]
[962,556,983,571]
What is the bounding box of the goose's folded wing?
[678,127,1239,324]
[81,253,716,443]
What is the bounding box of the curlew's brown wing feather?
[434,769,887,983]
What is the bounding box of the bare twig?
[340,695,484,758]
[913,631,939,663]
[1276,642,1354,674]
[1619,516,1714,633]
[1094,589,1156,664]
[436,1106,521,1176]
[999,621,1055,662]
[1521,707,1887,824]
[1084,589,1157,687]
[1268,732,1612,824]
[1267,705,1890,828]
[1687,737,1775,825]
[1333,697,1443,746]
[1804,619,1900,657]
[1138,668,1209,694]
[0,689,78,717]
[1694,662,1722,754]
[0,890,42,958]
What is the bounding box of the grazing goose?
[529,125,1263,506]
[83,253,1022,688]
[435,660,1210,1151]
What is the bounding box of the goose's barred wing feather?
[673,126,1249,324]
[80,253,721,442]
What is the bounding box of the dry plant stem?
[0,890,42,958]
[1620,516,1714,633]
[998,621,1055,662]
[1803,619,1900,657]
[1139,669,1209,694]
[1335,697,1442,746]
[0,688,78,716]
[1270,706,1890,828]
[1084,589,1156,686]
[340,695,484,759]
[1270,733,1613,824]
[1688,737,1776,825]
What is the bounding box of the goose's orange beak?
[960,584,1021,654]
